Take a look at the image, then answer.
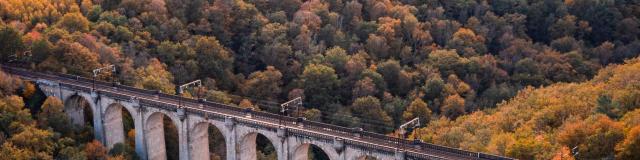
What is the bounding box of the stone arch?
[238,131,280,160]
[145,111,181,160]
[103,102,136,149]
[189,122,227,160]
[64,94,95,127]
[292,143,336,160]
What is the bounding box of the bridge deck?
[1,65,512,160]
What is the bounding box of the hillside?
[412,58,640,159]
[2,0,640,159]
[2,0,640,135]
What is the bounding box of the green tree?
[323,47,350,76]
[37,97,73,136]
[0,26,24,62]
[303,108,322,122]
[302,64,339,109]
[422,75,445,100]
[30,39,53,64]
[427,49,468,76]
[194,36,234,89]
[109,143,138,160]
[241,66,282,101]
[376,60,402,95]
[351,96,393,133]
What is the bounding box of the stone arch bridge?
[2,66,512,160]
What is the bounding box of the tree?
[376,60,402,95]
[206,90,233,105]
[441,94,465,119]
[1,125,55,160]
[548,15,578,40]
[352,77,377,99]
[422,75,445,100]
[615,18,640,43]
[344,0,363,24]
[551,146,576,160]
[550,36,581,53]
[557,115,624,159]
[0,96,31,135]
[56,138,87,160]
[85,140,107,160]
[30,39,52,64]
[60,42,101,76]
[506,136,549,160]
[323,47,349,76]
[478,83,516,109]
[257,23,290,70]
[303,108,322,122]
[259,42,292,71]
[154,40,196,83]
[351,96,393,133]
[194,36,234,89]
[37,97,73,136]
[302,64,339,109]
[238,99,258,110]
[134,59,176,94]
[56,12,90,33]
[427,49,468,76]
[293,11,322,31]
[447,28,487,56]
[109,143,138,160]
[616,126,640,160]
[403,98,431,125]
[365,34,390,60]
[0,26,24,62]
[241,66,283,101]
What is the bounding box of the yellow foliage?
[84,140,107,160]
[551,146,575,160]
[621,109,640,129]
[238,99,259,111]
[134,59,176,94]
[0,0,78,26]
[21,82,36,98]
[411,58,640,158]
[616,126,640,159]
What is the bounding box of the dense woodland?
[1,0,640,159]
[0,71,137,159]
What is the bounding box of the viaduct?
[2,65,512,160]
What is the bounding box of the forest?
[0,0,639,159]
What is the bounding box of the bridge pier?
[179,114,190,160]
[134,106,148,160]
[225,117,237,160]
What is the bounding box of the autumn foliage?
[1,0,640,158]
